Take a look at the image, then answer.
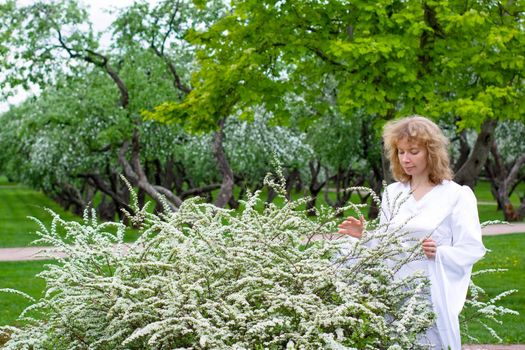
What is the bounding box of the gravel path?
[482,223,525,235]
[0,246,67,261]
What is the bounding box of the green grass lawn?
[462,233,525,344]
[0,184,139,248]
[0,260,47,326]
[0,185,82,247]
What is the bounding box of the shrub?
[0,176,511,349]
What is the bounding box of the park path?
[482,222,525,235]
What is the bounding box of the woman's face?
[397,138,429,178]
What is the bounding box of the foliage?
[430,1,525,128]
[494,121,525,165]
[0,0,96,93]
[0,177,440,349]
[0,52,188,196]
[224,111,314,185]
[4,0,524,217]
[0,70,126,192]
[461,269,519,343]
[145,0,525,132]
[463,233,525,343]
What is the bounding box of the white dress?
[380,180,486,350]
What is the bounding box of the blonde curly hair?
[383,115,453,185]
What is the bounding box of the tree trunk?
[97,193,117,221]
[454,119,497,188]
[324,167,359,215]
[213,118,235,208]
[52,183,86,216]
[266,187,278,204]
[228,184,243,210]
[163,158,176,189]
[81,173,134,216]
[306,160,326,216]
[380,142,393,185]
[285,168,301,200]
[453,128,471,172]
[484,140,525,221]
[119,130,182,212]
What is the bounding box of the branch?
[504,153,525,193]
[150,44,192,94]
[160,0,181,55]
[181,183,221,199]
[54,25,130,108]
[118,134,182,211]
[212,117,235,208]
[308,46,345,67]
[80,173,134,214]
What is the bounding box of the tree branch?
[118,133,182,211]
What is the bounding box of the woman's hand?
[337,216,365,239]
[422,238,437,259]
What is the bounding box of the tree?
[429,1,525,187]
[146,0,525,194]
[0,70,131,218]
[1,0,227,213]
[0,64,185,218]
[485,121,525,221]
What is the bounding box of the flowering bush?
[460,269,519,343]
[0,176,467,349]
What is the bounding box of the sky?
[0,0,146,113]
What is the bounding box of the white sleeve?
[429,185,486,349]
[438,185,486,279]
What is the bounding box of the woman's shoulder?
[440,180,477,204]
[385,181,407,191]
[440,180,474,193]
[383,181,409,196]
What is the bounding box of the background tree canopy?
[0,0,524,220]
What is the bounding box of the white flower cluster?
[460,269,519,344]
[1,179,438,349]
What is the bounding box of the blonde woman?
[338,115,486,349]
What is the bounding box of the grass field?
[0,183,139,248]
[0,185,81,247]
[462,234,525,344]
[0,260,47,326]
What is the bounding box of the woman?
[338,115,486,349]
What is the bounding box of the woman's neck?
[409,175,432,189]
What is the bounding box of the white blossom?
[0,176,516,349]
